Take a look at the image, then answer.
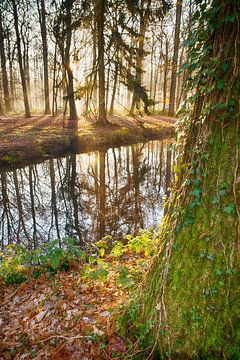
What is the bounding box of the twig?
[35,334,91,344]
[103,349,113,360]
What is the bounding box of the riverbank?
[0,114,176,169]
[0,234,155,359]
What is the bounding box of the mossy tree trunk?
[125,1,240,358]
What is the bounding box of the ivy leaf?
[226,268,232,275]
[193,179,202,186]
[212,197,220,205]
[221,63,229,72]
[226,13,236,22]
[181,62,190,71]
[224,204,236,215]
[217,80,226,90]
[191,189,202,198]
[206,253,214,261]
[215,269,222,276]
[219,189,227,197]
[196,167,202,175]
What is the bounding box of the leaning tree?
[121,0,240,358]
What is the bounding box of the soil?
[0,114,176,170]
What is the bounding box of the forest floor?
[0,114,176,169]
[0,245,152,360]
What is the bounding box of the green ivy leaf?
[223,204,236,215]
[215,269,222,276]
[226,268,232,275]
[191,189,202,198]
[219,189,227,197]
[226,13,236,22]
[221,63,229,72]
[212,197,220,205]
[217,80,226,90]
[206,253,214,261]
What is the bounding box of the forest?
[0,0,239,359]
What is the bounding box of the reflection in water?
[0,140,173,249]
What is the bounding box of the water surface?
[0,139,172,249]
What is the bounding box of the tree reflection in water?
[0,139,173,249]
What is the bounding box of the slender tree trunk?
[7,34,15,108]
[130,5,146,116]
[105,62,111,111]
[0,99,3,115]
[0,10,11,112]
[12,0,31,118]
[109,49,119,116]
[95,0,107,124]
[162,39,168,112]
[52,43,57,115]
[65,5,78,121]
[168,0,183,116]
[37,0,51,114]
[92,21,98,109]
[149,35,155,100]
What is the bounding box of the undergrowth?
[0,228,157,288]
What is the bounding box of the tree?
[53,0,78,121]
[0,9,11,112]
[168,0,183,116]
[11,0,31,118]
[37,0,51,114]
[122,0,240,357]
[129,0,149,116]
[95,0,108,125]
[128,0,170,116]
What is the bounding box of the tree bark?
[109,49,119,116]
[95,0,107,125]
[37,0,51,114]
[12,0,31,118]
[0,10,11,112]
[130,1,146,116]
[162,38,169,112]
[124,1,240,357]
[65,3,78,121]
[168,0,182,116]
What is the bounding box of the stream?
[0,139,173,249]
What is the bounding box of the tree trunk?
[0,99,3,115]
[123,1,240,358]
[168,0,182,116]
[109,49,119,116]
[12,0,31,118]
[130,3,146,116]
[0,10,11,112]
[162,39,169,112]
[37,0,51,114]
[7,32,15,109]
[95,0,107,125]
[65,4,78,122]
[52,43,57,116]
[92,21,98,109]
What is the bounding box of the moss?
[125,121,240,358]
